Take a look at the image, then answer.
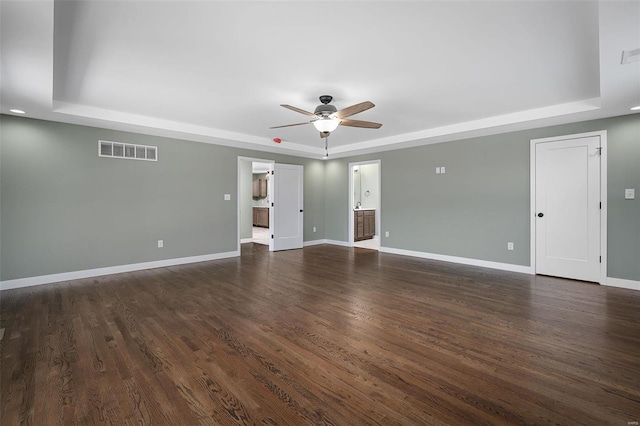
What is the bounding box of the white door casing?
[531,132,607,283]
[270,163,304,251]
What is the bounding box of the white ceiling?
[1,1,638,158]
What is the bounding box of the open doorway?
[250,162,272,245]
[238,157,274,251]
[349,160,381,250]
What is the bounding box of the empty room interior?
[2,1,640,424]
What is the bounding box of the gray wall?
[0,115,326,281]
[1,113,637,283]
[325,114,639,281]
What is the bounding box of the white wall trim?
[0,251,239,291]
[530,130,607,284]
[604,277,640,291]
[379,246,534,274]
[304,239,352,247]
[240,238,253,244]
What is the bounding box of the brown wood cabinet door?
[252,180,259,198]
[255,208,269,228]
[364,211,375,238]
[259,179,268,197]
[355,211,364,240]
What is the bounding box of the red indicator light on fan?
[273,138,282,143]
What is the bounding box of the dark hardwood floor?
[1,244,639,425]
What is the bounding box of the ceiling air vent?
[98,140,158,162]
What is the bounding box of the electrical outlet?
[385,231,390,238]
[224,193,231,201]
[158,240,164,248]
[507,242,514,251]
[313,226,316,233]
[625,189,635,199]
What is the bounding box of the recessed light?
[9,109,26,114]
[631,105,640,111]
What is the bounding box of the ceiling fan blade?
[281,104,316,117]
[339,118,383,129]
[269,122,310,129]
[335,101,375,119]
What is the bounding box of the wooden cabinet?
[354,210,375,241]
[252,178,267,198]
[253,207,269,228]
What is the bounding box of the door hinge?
[596,147,602,155]
[271,234,274,239]
[271,202,274,207]
[600,202,602,209]
[271,170,274,175]
[599,256,602,263]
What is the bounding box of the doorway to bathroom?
[250,161,272,245]
[349,160,381,250]
[239,157,274,249]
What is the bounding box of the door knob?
[537,213,544,217]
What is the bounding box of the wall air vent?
[98,140,158,162]
[621,48,640,64]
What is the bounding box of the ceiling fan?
[270,95,382,138]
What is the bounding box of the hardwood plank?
[1,244,639,425]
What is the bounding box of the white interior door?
[534,136,601,282]
[270,163,304,251]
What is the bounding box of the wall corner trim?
[0,251,240,291]
[379,246,534,274]
[604,277,640,291]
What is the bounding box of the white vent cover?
[621,48,640,64]
[99,140,158,162]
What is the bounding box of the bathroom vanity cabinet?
[354,209,375,241]
[253,207,269,228]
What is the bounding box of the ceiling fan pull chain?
[324,135,329,159]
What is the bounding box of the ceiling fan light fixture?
[312,117,340,133]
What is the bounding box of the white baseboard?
[240,238,253,243]
[605,277,640,291]
[0,251,240,291]
[324,239,352,247]
[378,246,534,274]
[304,239,352,247]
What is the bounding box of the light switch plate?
[224,193,231,201]
[625,189,635,199]
[441,166,446,174]
[436,167,441,174]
